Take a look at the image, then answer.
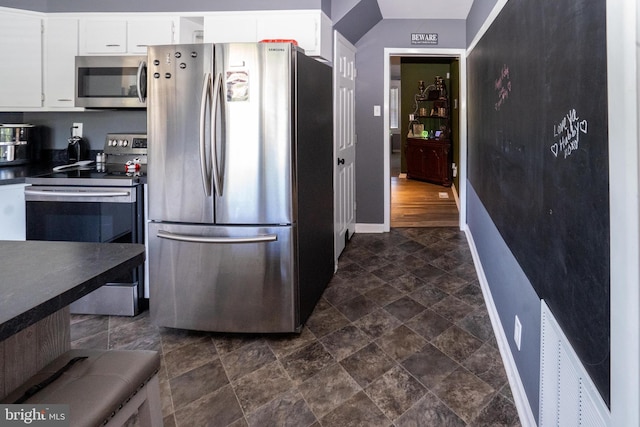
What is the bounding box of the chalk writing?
[494,64,512,111]
[550,108,588,159]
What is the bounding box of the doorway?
[390,55,459,227]
[383,48,467,232]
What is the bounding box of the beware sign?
[411,33,438,45]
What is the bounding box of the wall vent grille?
[539,301,610,426]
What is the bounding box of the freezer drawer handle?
[25,189,131,198]
[157,230,278,244]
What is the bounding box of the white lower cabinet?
[0,184,27,241]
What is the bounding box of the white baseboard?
[451,183,460,211]
[463,225,538,427]
[355,223,386,233]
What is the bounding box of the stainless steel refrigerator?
[147,43,334,333]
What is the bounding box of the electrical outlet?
[72,123,83,138]
[514,315,522,351]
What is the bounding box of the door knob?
[337,158,345,165]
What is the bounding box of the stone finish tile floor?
[71,228,521,426]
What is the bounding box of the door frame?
[382,48,468,232]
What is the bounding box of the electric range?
[24,133,147,317]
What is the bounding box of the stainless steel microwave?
[75,55,147,108]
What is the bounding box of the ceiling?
[376,0,475,20]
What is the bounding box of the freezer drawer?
[148,222,298,333]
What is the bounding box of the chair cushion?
[1,349,160,427]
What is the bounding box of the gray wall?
[467,184,541,420]
[463,0,541,418]
[465,0,499,46]
[354,19,465,224]
[22,111,146,151]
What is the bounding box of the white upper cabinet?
[80,17,175,55]
[203,15,257,43]
[43,18,79,108]
[257,11,332,59]
[0,10,42,108]
[80,19,127,54]
[127,19,175,53]
[203,10,332,60]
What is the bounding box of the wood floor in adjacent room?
[391,176,459,228]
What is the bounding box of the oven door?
[25,185,143,316]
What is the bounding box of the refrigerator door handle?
[157,230,278,244]
[211,72,223,197]
[199,72,213,197]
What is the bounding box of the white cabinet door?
[80,19,127,54]
[257,11,332,59]
[203,15,257,43]
[257,12,319,51]
[0,184,27,241]
[0,12,42,108]
[44,18,78,107]
[127,19,175,54]
[203,11,331,59]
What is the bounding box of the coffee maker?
[0,124,38,166]
[67,135,89,163]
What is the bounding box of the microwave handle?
[136,61,147,103]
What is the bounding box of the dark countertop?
[0,163,55,185]
[0,241,145,341]
[0,162,147,186]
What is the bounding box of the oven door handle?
[25,189,131,198]
[157,230,278,244]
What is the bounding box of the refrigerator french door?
[147,42,333,333]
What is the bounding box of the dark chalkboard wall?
[468,0,610,404]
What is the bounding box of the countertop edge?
[0,243,145,342]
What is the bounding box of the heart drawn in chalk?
[550,144,559,157]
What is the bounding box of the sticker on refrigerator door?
[226,71,249,102]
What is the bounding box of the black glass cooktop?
[27,165,145,187]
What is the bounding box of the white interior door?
[334,31,356,265]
